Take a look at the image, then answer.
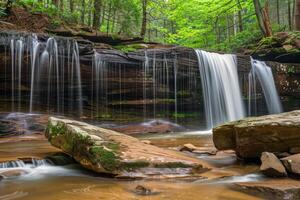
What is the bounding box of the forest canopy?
[3,0,300,52]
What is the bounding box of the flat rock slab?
[46,117,211,178]
[236,179,300,200]
[213,110,300,159]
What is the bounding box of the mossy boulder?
[46,117,210,178]
[213,110,300,159]
[252,32,300,63]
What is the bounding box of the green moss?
[120,161,150,171]
[47,122,66,136]
[89,145,120,171]
[114,44,146,53]
[154,162,192,168]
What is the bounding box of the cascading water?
[10,38,24,111]
[5,34,84,116]
[248,58,282,115]
[195,50,245,129]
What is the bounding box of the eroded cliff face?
[0,31,299,126]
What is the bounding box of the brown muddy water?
[0,113,265,200]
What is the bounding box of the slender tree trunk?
[93,0,102,30]
[276,0,280,24]
[69,0,74,13]
[81,0,85,24]
[88,6,92,27]
[140,0,148,39]
[238,10,243,32]
[53,0,59,7]
[106,1,112,35]
[59,0,63,12]
[288,0,292,30]
[295,0,300,30]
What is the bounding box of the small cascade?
[195,50,245,129]
[92,52,108,117]
[10,38,25,111]
[0,159,52,168]
[3,33,84,116]
[248,58,282,115]
[0,160,26,168]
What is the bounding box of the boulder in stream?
[260,152,287,177]
[46,117,211,178]
[281,154,300,176]
[213,111,300,159]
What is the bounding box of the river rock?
[236,179,300,200]
[213,111,300,159]
[260,152,287,177]
[46,117,211,178]
[281,154,300,176]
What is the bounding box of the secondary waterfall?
[195,50,245,129]
[7,34,83,116]
[248,58,282,115]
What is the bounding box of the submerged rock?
[134,185,159,196]
[213,110,300,159]
[281,154,300,176]
[45,117,210,178]
[260,152,287,177]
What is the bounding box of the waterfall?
[195,50,245,129]
[10,38,24,111]
[248,58,282,115]
[92,52,108,117]
[6,34,84,116]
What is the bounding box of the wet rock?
[46,152,75,166]
[213,111,300,159]
[140,140,152,145]
[281,154,300,176]
[275,152,291,159]
[236,179,300,200]
[46,117,211,178]
[134,185,157,196]
[112,120,183,135]
[0,175,3,181]
[179,144,198,152]
[0,169,29,178]
[260,152,287,177]
[290,147,300,154]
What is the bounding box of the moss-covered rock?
[251,32,300,63]
[46,117,210,178]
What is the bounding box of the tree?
[140,0,148,38]
[295,0,300,30]
[253,0,272,37]
[93,0,102,30]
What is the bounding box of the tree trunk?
[81,0,85,24]
[59,0,63,12]
[69,0,74,13]
[253,0,272,37]
[276,0,280,24]
[238,10,243,32]
[93,0,102,30]
[140,0,148,39]
[53,0,59,7]
[295,0,300,30]
[288,0,292,30]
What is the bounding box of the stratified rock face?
[260,152,287,177]
[281,154,300,176]
[213,110,300,159]
[46,117,210,178]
